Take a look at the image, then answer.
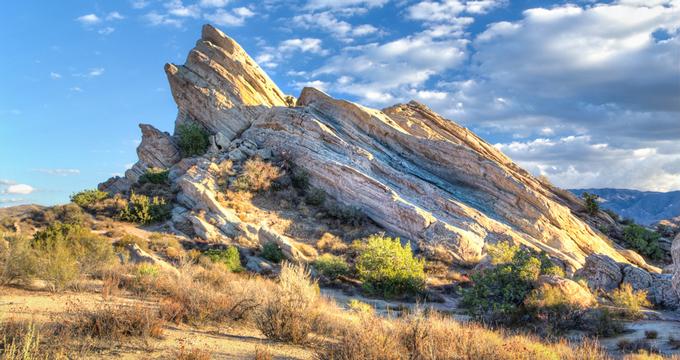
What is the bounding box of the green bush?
[323,203,366,226]
[291,168,310,190]
[138,167,169,185]
[118,192,171,225]
[581,192,600,216]
[261,242,284,263]
[203,246,243,272]
[0,235,38,285]
[304,188,326,206]
[462,243,564,324]
[176,122,209,157]
[313,254,349,279]
[71,189,109,208]
[355,234,425,298]
[622,224,664,259]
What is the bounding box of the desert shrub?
[462,243,563,324]
[617,339,658,354]
[177,122,209,157]
[203,246,243,272]
[0,320,45,360]
[584,308,625,337]
[581,192,600,215]
[175,345,213,360]
[291,168,310,190]
[486,241,519,265]
[323,202,366,226]
[313,254,349,280]
[645,330,658,339]
[254,346,273,360]
[255,263,319,344]
[118,192,171,225]
[115,233,148,252]
[622,224,664,260]
[524,284,584,335]
[611,283,651,318]
[138,167,169,185]
[261,242,284,263]
[67,303,165,342]
[31,222,114,290]
[316,233,348,253]
[0,235,37,285]
[304,188,326,206]
[347,299,374,314]
[233,157,281,192]
[355,234,426,298]
[70,189,109,208]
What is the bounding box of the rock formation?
[102,24,661,275]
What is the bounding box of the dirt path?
[0,286,314,359]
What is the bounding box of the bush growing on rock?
[622,224,664,260]
[355,234,426,298]
[611,283,651,318]
[203,246,243,272]
[304,188,326,206]
[462,243,566,324]
[71,189,110,208]
[261,241,284,263]
[138,167,169,185]
[118,192,171,225]
[232,157,281,192]
[581,192,600,216]
[176,122,209,157]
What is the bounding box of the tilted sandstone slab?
[165,24,289,143]
[113,25,661,274]
[242,87,641,270]
[100,124,180,193]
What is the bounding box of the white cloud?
[304,0,389,11]
[204,7,255,26]
[98,27,115,35]
[292,79,329,92]
[293,12,378,41]
[106,11,125,20]
[32,168,80,176]
[88,68,105,77]
[199,0,230,7]
[279,38,327,54]
[145,11,184,27]
[0,184,35,195]
[76,14,101,25]
[166,0,201,18]
[70,87,83,92]
[50,72,62,79]
[131,0,150,9]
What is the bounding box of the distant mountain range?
[570,188,680,226]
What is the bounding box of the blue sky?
[1,0,679,207]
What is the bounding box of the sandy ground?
[0,286,314,359]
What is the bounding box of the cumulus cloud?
[76,14,101,25]
[50,72,62,79]
[279,38,327,54]
[0,183,35,195]
[145,11,184,27]
[199,0,230,7]
[304,0,388,11]
[293,12,378,41]
[204,7,255,26]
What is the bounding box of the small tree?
[176,122,209,157]
[355,234,426,298]
[581,192,600,216]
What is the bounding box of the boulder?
[622,264,653,291]
[648,274,679,309]
[574,254,622,291]
[123,243,179,275]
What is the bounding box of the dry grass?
[255,263,320,344]
[63,303,165,343]
[174,343,213,360]
[254,346,274,360]
[315,309,611,360]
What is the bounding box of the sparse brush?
[65,303,165,343]
[175,343,212,360]
[254,346,273,360]
[256,263,320,344]
[611,283,651,318]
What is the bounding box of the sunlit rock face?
[105,24,660,274]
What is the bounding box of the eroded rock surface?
[104,24,664,278]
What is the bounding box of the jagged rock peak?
[164,24,289,140]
